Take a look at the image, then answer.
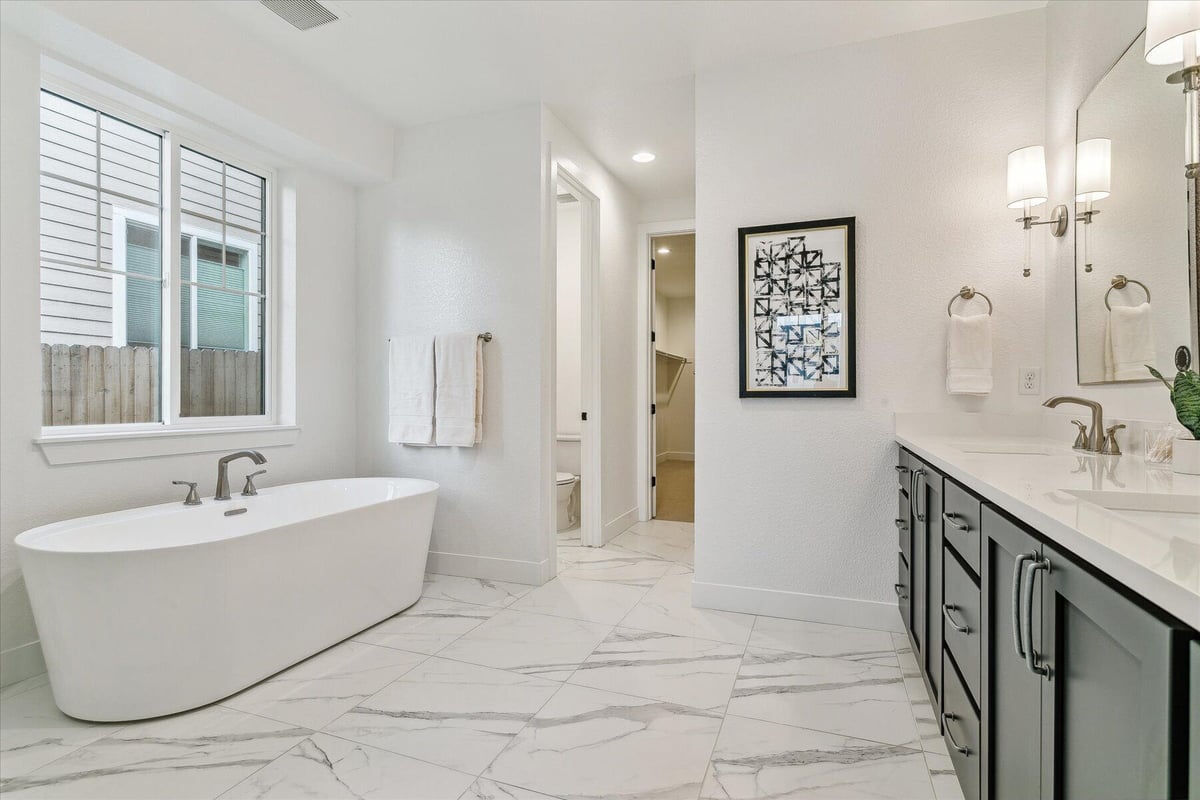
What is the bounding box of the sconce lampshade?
[1145,0,1200,65]
[1076,138,1111,202]
[1007,145,1048,209]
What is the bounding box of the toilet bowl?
[556,471,579,531]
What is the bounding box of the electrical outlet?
[1019,366,1041,395]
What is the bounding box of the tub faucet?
[1043,396,1103,452]
[215,450,267,501]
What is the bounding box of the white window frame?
[35,78,296,463]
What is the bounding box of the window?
[39,89,271,430]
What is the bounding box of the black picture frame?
[737,217,856,398]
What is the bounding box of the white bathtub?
[15,477,438,722]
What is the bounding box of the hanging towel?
[435,332,483,446]
[1104,301,1155,381]
[388,336,435,445]
[946,313,993,395]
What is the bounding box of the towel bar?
[1103,275,1150,310]
[947,286,993,317]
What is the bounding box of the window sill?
[35,425,301,466]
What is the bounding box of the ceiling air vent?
[259,0,339,31]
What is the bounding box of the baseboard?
[663,451,694,461]
[692,579,904,633]
[656,452,669,464]
[425,550,547,586]
[602,506,639,543]
[0,640,46,688]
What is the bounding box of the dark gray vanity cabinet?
[895,451,944,708]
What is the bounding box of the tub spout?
[215,450,267,501]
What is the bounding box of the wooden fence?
[41,344,261,426]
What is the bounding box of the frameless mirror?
[1074,31,1200,385]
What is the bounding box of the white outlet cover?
[1019,367,1041,395]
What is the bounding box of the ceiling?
[211,0,1045,204]
[653,234,695,299]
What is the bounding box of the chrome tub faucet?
[215,451,267,501]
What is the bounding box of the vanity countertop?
[895,414,1200,630]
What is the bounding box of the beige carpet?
[655,458,694,522]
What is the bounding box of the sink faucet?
[215,450,267,501]
[1043,397,1103,452]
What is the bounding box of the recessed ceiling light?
[632,152,656,163]
[656,247,671,254]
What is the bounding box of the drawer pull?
[941,712,971,755]
[1012,552,1035,659]
[894,466,911,475]
[894,518,908,531]
[942,603,970,634]
[894,582,907,598]
[942,512,970,532]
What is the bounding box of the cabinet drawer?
[942,656,980,800]
[896,448,915,488]
[896,490,911,561]
[943,480,981,575]
[942,548,980,705]
[897,554,910,634]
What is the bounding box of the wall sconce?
[1075,137,1111,272]
[1146,0,1200,177]
[1007,145,1068,277]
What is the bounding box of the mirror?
[1074,31,1200,385]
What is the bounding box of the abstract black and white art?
[738,217,856,397]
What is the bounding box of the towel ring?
[1104,275,1150,310]
[947,286,993,317]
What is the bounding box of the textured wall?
[694,10,1047,622]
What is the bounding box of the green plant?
[1148,365,1200,439]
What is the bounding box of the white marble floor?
[0,520,965,800]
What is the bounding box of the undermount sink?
[954,442,1057,456]
[1063,489,1200,516]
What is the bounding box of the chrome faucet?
[1043,397,1104,452]
[215,451,267,501]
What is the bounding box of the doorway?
[649,232,695,522]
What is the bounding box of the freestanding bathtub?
[15,477,438,722]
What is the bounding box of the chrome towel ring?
[947,286,993,317]
[1103,275,1150,310]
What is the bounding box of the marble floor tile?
[354,597,500,655]
[220,732,474,799]
[0,683,123,779]
[925,753,967,800]
[557,548,672,587]
[569,628,744,711]
[438,610,611,681]
[483,683,722,800]
[459,778,562,800]
[324,657,559,774]
[748,617,898,665]
[610,523,694,565]
[618,571,756,646]
[728,648,919,748]
[423,574,533,608]
[1,705,309,799]
[699,714,934,799]
[902,676,948,755]
[222,640,427,730]
[511,576,650,625]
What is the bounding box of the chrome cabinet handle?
[942,512,969,532]
[1012,552,1034,659]
[913,469,927,522]
[895,518,908,531]
[943,603,970,634]
[941,712,971,755]
[894,582,907,599]
[1022,558,1051,677]
[895,465,911,475]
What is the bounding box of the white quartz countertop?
[895,414,1200,630]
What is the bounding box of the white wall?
[556,201,582,437]
[1,32,361,684]
[693,10,1048,630]
[542,109,642,542]
[356,105,550,584]
[1043,0,1182,424]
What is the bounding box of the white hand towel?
[388,336,435,445]
[947,313,993,395]
[435,332,483,446]
[1105,302,1155,381]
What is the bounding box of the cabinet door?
[922,467,944,704]
[980,506,1042,800]
[1039,542,1179,800]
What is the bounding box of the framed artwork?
[738,217,856,398]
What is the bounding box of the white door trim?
[555,165,604,549]
[636,219,695,522]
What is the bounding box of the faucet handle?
[172,480,202,506]
[1070,420,1089,451]
[242,470,266,497]
[1101,424,1126,456]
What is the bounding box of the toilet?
[556,471,579,531]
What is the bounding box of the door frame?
[636,218,695,521]
[555,165,604,550]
